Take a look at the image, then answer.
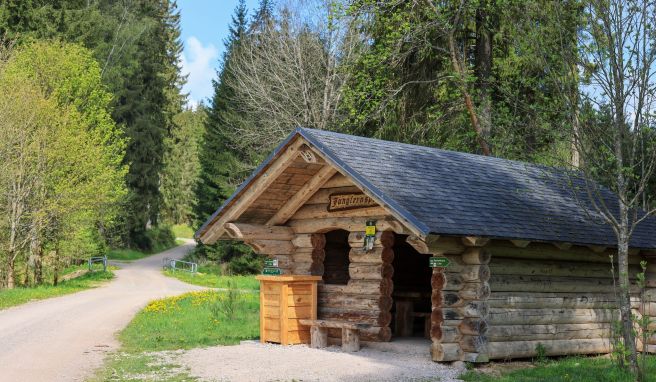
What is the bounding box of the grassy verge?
[92,289,259,381]
[0,267,114,310]
[461,356,656,382]
[164,264,259,290]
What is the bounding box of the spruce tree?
[194,0,248,226]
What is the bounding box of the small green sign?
[262,267,282,275]
[264,259,278,267]
[429,257,450,268]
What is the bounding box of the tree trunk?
[7,256,16,289]
[475,0,493,144]
[618,211,639,374]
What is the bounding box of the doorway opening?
[391,234,433,339]
[322,229,350,285]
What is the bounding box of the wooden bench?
[299,319,371,352]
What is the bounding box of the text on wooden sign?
[328,192,377,211]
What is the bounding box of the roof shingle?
[300,128,656,249]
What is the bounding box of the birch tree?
[562,0,656,376]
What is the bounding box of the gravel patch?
[179,342,463,382]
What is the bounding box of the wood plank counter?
[257,275,322,345]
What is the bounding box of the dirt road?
[0,241,203,382]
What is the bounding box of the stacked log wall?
[485,241,656,360]
[281,173,406,342]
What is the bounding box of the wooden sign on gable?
[328,192,377,211]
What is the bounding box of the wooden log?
[289,217,406,235]
[248,240,295,255]
[266,165,337,225]
[309,262,324,276]
[348,263,394,280]
[431,309,444,327]
[430,342,463,362]
[489,257,638,279]
[321,173,353,188]
[487,242,637,264]
[200,138,305,243]
[311,248,325,263]
[459,300,489,318]
[426,235,466,255]
[349,247,394,264]
[406,235,430,254]
[488,339,610,359]
[306,186,362,204]
[291,262,312,275]
[431,325,461,343]
[224,223,294,241]
[318,294,393,311]
[431,270,446,290]
[319,308,392,327]
[461,248,491,265]
[460,265,490,282]
[310,326,328,348]
[319,279,393,295]
[488,292,629,309]
[459,318,489,336]
[462,236,490,247]
[459,282,491,300]
[291,203,388,220]
[329,326,391,342]
[488,274,638,294]
[291,252,313,263]
[488,308,618,325]
[435,291,464,308]
[342,328,360,351]
[460,335,488,353]
[348,231,395,248]
[292,234,326,248]
[487,323,611,342]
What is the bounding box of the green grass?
[90,352,198,382]
[164,264,259,290]
[93,289,259,381]
[171,224,195,239]
[461,356,656,382]
[0,268,114,310]
[119,289,259,351]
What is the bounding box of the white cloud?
[180,36,219,107]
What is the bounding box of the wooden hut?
[196,128,656,362]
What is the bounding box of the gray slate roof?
[299,128,656,249]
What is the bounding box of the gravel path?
[179,341,463,382]
[0,241,204,382]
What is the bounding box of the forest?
[0,0,655,302]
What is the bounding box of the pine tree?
[194,0,248,226]
[113,0,170,248]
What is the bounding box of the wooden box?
[256,275,322,345]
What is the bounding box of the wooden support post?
[342,328,360,352]
[310,326,328,348]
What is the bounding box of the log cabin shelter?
[196,127,656,363]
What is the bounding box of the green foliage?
[535,343,547,364]
[191,242,264,275]
[0,269,114,310]
[118,290,259,352]
[161,109,205,226]
[171,224,195,240]
[460,356,656,382]
[164,265,259,290]
[209,281,241,320]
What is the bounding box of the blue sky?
[178,0,259,107]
